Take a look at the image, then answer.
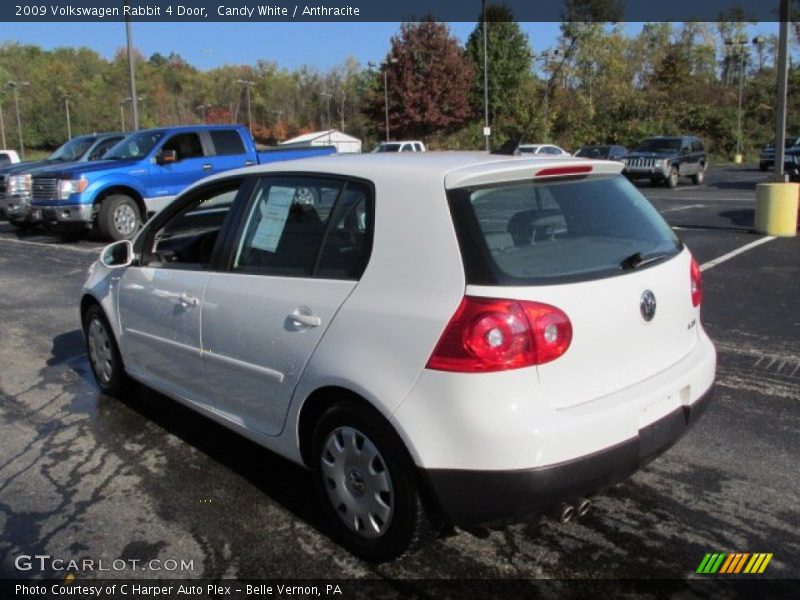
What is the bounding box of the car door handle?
[178,293,199,307]
[202,164,213,171]
[289,312,321,328]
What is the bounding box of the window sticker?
[249,186,295,252]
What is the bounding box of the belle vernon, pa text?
[16,584,344,596]
[45,4,361,19]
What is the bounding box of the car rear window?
[447,175,681,285]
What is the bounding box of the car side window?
[210,130,246,155]
[146,181,241,269]
[691,140,704,153]
[233,176,372,280]
[544,146,560,155]
[89,137,123,160]
[401,144,414,152]
[161,133,205,161]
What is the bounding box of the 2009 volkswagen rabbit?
[81,153,716,561]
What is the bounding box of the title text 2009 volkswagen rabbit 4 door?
[81,153,716,561]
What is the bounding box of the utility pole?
[482,0,490,151]
[120,101,126,132]
[6,81,30,160]
[236,79,255,134]
[196,104,209,123]
[774,0,790,179]
[65,97,72,139]
[124,1,139,130]
[271,109,284,141]
[369,58,398,142]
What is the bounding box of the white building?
[280,130,362,154]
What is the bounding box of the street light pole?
[196,104,208,123]
[774,0,790,179]
[0,97,6,149]
[236,79,255,135]
[65,97,72,139]
[6,81,29,160]
[124,1,139,131]
[482,0,490,151]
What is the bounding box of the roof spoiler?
[490,136,523,156]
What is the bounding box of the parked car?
[0,133,125,227]
[0,149,20,165]
[574,144,628,161]
[81,152,715,561]
[782,145,800,181]
[29,125,335,241]
[518,144,571,157]
[623,136,707,188]
[759,136,800,171]
[373,141,426,153]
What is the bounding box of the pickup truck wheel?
[311,400,437,562]
[666,167,679,189]
[8,218,35,231]
[83,304,129,397]
[691,165,705,185]
[98,195,141,241]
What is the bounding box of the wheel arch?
[93,185,146,220]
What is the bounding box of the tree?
[465,4,532,125]
[367,20,474,139]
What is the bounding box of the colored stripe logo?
[697,552,773,574]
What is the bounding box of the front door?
[117,178,244,406]
[202,175,373,435]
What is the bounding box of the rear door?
[208,128,256,171]
[448,174,698,410]
[202,175,373,435]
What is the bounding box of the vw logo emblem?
[640,290,657,322]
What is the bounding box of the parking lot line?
[0,236,100,255]
[700,236,777,272]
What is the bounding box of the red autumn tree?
[372,20,475,140]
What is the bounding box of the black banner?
[0,0,795,23]
[2,578,798,600]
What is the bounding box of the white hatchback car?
[81,153,716,561]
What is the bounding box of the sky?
[0,21,782,72]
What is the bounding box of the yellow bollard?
[754,182,799,237]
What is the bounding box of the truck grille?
[32,178,58,201]
[0,177,6,196]
[626,158,659,169]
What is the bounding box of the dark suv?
[622,136,707,188]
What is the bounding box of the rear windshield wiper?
[620,251,670,270]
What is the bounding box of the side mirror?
[100,240,134,269]
[156,149,178,165]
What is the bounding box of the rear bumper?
[423,385,714,524]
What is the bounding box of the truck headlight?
[8,174,31,194]
[58,178,88,200]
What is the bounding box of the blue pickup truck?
[0,132,126,228]
[29,124,335,240]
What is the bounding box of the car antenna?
[491,136,522,156]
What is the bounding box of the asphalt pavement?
[0,165,797,591]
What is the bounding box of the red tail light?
[426,296,572,373]
[690,257,703,307]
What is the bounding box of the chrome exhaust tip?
[576,497,591,518]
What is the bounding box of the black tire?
[98,194,141,241]
[9,218,35,231]
[691,165,705,185]
[666,166,679,189]
[83,304,129,397]
[311,400,437,562]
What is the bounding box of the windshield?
[104,131,164,160]
[635,138,681,153]
[447,175,681,285]
[374,143,401,153]
[48,136,96,161]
